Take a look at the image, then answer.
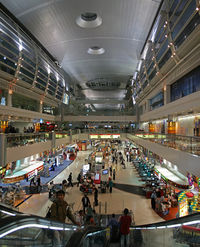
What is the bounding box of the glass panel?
[147,62,154,75]
[158,49,172,69]
[0,54,17,69]
[149,69,156,81]
[37,77,47,87]
[21,60,35,74]
[20,67,34,80]
[174,13,200,49]
[0,63,15,75]
[0,37,19,55]
[170,0,188,29]
[0,46,18,62]
[171,66,200,102]
[156,39,168,62]
[169,0,179,17]
[171,0,196,40]
[18,74,33,85]
[35,83,46,91]
[22,53,36,68]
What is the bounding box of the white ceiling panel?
[1,0,162,109]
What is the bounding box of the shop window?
[42,104,57,115]
[12,93,39,111]
[171,66,200,102]
[0,88,7,105]
[150,91,164,111]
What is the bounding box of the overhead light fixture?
[87,46,105,55]
[76,12,102,28]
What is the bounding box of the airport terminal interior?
[0,0,200,246]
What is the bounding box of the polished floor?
[18,148,163,225]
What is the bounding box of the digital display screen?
[102,169,108,175]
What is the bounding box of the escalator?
[1,203,200,246]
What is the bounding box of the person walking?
[82,193,91,214]
[110,166,113,176]
[94,187,98,206]
[109,178,113,193]
[67,172,73,187]
[113,168,116,180]
[77,172,81,187]
[108,214,119,243]
[119,208,132,247]
[151,190,157,210]
[37,175,41,192]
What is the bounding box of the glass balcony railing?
[6,132,50,148]
[135,132,200,156]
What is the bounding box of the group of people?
[108,208,132,246]
[151,189,178,216]
[47,189,132,246]
[29,175,41,192]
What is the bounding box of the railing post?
[0,133,7,168]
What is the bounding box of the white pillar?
[7,91,12,107]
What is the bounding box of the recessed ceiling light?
[76,12,102,28]
[87,46,105,55]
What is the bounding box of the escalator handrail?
[130,212,200,230]
[66,226,107,247]
[0,214,78,239]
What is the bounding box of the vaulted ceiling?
[1,0,162,110]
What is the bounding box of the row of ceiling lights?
[76,12,105,55]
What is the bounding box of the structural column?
[7,90,12,107]
[164,84,170,105]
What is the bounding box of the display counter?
[3,161,43,183]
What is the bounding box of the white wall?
[7,140,52,163]
[55,137,70,147]
[128,134,200,177]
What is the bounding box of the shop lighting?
[3,56,6,60]
[167,224,181,228]
[146,227,156,229]
[196,7,199,11]
[178,115,195,120]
